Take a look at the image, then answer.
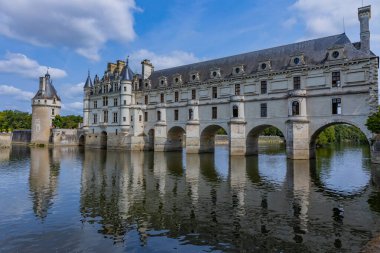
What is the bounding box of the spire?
[45,67,50,79]
[84,70,93,88]
[121,56,134,81]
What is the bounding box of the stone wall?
[51,129,84,146]
[12,130,31,143]
[0,133,12,148]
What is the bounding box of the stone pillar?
[286,119,310,160]
[154,122,167,152]
[371,134,380,164]
[186,121,200,153]
[229,119,246,155]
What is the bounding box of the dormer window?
[259,61,271,71]
[190,72,200,82]
[332,51,340,59]
[172,74,182,86]
[290,55,304,66]
[261,63,267,70]
[210,68,221,79]
[293,57,300,65]
[328,48,344,61]
[233,65,244,75]
[159,76,167,87]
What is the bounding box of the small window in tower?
[293,76,301,90]
[124,86,127,92]
[139,115,142,122]
[113,98,118,106]
[123,117,126,122]
[145,95,148,104]
[212,107,217,119]
[113,112,118,123]
[332,98,342,114]
[192,89,196,100]
[157,111,161,121]
[124,100,126,105]
[52,109,55,115]
[175,91,179,102]
[160,93,164,103]
[232,105,239,118]
[332,71,341,87]
[53,98,56,104]
[174,109,179,121]
[235,84,240,95]
[261,81,267,94]
[212,87,217,98]
[260,103,267,117]
[189,109,193,120]
[292,101,300,116]
[144,112,148,122]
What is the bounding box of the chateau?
[82,5,378,159]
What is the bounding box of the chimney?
[39,76,46,92]
[358,5,371,54]
[141,59,154,79]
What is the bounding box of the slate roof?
[121,62,134,81]
[33,73,61,101]
[84,71,93,88]
[148,33,375,89]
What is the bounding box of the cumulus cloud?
[0,85,34,101]
[282,17,297,29]
[0,52,67,79]
[291,0,379,37]
[60,82,84,100]
[130,49,201,70]
[62,102,83,113]
[0,0,137,61]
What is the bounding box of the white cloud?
[61,82,84,99]
[131,49,201,70]
[62,102,83,112]
[0,85,34,101]
[0,52,67,79]
[282,17,297,29]
[0,0,138,61]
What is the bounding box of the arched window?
[189,109,193,120]
[292,101,300,116]
[232,105,239,118]
[157,111,161,121]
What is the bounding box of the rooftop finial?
[126,55,129,66]
[88,69,90,77]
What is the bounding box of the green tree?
[0,110,32,131]
[52,115,82,129]
[366,106,380,134]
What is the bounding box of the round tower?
[83,71,92,133]
[120,58,134,134]
[31,71,61,145]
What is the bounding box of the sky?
[0,0,379,115]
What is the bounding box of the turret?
[83,71,92,131]
[358,5,371,54]
[120,58,135,133]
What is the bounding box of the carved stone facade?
[82,6,379,160]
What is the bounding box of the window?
[235,84,240,95]
[175,91,179,102]
[160,93,164,103]
[332,71,341,87]
[332,98,342,114]
[260,103,267,117]
[116,129,118,135]
[212,87,217,98]
[212,107,217,119]
[93,114,98,124]
[292,101,300,116]
[293,76,301,90]
[123,100,126,105]
[115,83,118,91]
[123,116,126,122]
[174,109,179,121]
[52,109,55,116]
[103,111,108,122]
[94,100,97,108]
[53,98,56,104]
[145,95,148,105]
[192,89,196,100]
[232,105,239,118]
[102,96,108,106]
[124,86,126,92]
[189,109,193,120]
[139,115,142,122]
[144,112,148,122]
[261,81,267,94]
[113,98,118,106]
[113,112,118,123]
[157,111,161,121]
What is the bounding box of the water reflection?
[1,144,380,252]
[29,148,60,219]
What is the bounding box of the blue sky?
[0,0,379,115]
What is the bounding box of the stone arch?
[79,135,85,146]
[309,120,370,159]
[246,124,286,155]
[146,129,155,151]
[200,124,228,153]
[166,126,186,151]
[100,131,107,149]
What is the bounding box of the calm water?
[0,144,380,253]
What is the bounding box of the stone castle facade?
[82,5,378,160]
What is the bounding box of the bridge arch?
[79,135,85,146]
[246,124,286,155]
[100,131,107,149]
[200,124,229,153]
[309,120,370,159]
[166,126,186,151]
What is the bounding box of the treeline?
[0,110,31,132]
[0,110,82,131]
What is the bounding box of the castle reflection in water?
[12,144,380,252]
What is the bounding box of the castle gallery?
[31,5,378,160]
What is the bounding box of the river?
[0,144,379,252]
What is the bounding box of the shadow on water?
[1,143,380,252]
